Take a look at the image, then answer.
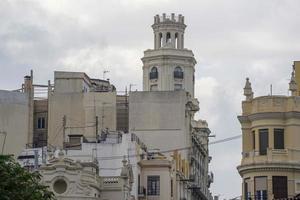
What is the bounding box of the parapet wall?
[242,95,300,115]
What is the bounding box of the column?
[171,32,175,48]
[162,32,166,47]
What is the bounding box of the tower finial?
[289,68,297,96]
[244,78,254,101]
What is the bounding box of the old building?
[129,13,213,200]
[48,71,117,148]
[237,62,300,200]
[1,13,213,200]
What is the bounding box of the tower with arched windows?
[142,13,197,97]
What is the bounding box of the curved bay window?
[149,67,158,79]
[174,66,184,79]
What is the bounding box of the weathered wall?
[0,90,29,156]
[48,91,116,147]
[129,91,190,152]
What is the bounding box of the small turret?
[289,69,297,96]
[244,78,253,101]
[152,13,186,49]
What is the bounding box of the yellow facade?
[238,77,300,199]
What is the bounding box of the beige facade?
[33,99,48,147]
[130,13,213,200]
[48,71,117,147]
[138,158,172,200]
[129,90,197,152]
[0,90,30,156]
[237,72,300,199]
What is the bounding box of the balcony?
[149,72,158,79]
[174,71,184,79]
[241,148,300,165]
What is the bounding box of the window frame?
[259,129,269,155]
[149,67,158,80]
[174,66,184,79]
[147,175,160,196]
[37,117,46,129]
[274,128,284,150]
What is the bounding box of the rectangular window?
[259,129,268,155]
[252,130,255,150]
[272,176,287,199]
[147,176,160,196]
[255,176,267,200]
[37,117,45,129]
[171,179,173,197]
[274,129,284,149]
[244,178,251,200]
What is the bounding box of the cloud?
[1,0,300,198]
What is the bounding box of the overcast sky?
[1,0,300,198]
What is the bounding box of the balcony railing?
[174,71,184,79]
[241,148,300,165]
[149,72,158,79]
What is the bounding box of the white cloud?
[1,0,300,198]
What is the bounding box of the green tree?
[0,155,56,200]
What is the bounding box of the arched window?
[174,66,183,79]
[166,32,171,44]
[150,67,158,79]
[175,33,178,49]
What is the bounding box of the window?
[37,117,45,129]
[166,32,171,43]
[174,84,182,91]
[252,130,256,150]
[244,178,251,200]
[53,179,67,194]
[272,176,287,199]
[147,176,160,196]
[274,129,284,149]
[255,176,267,200]
[174,66,184,79]
[171,179,173,197]
[259,129,268,155]
[150,67,158,79]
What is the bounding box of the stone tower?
[142,13,197,97]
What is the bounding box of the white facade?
[39,151,102,200]
[66,133,146,199]
[142,14,196,97]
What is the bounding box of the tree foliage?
[0,155,56,200]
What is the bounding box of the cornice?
[238,111,300,123]
[237,162,300,176]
